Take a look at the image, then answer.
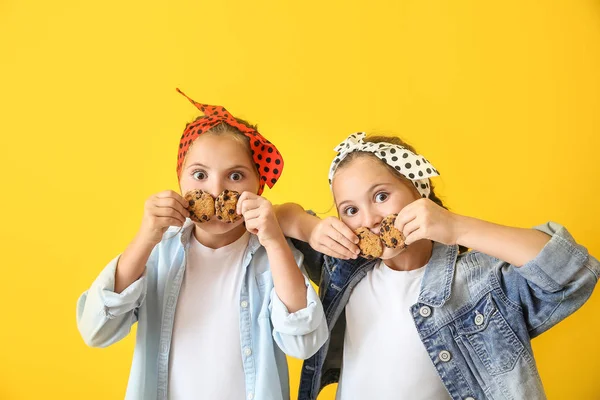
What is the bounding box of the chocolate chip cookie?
[355,227,383,259]
[184,189,215,223]
[215,189,242,223]
[380,214,406,249]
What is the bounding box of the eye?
[343,206,358,216]
[375,191,389,203]
[229,171,244,181]
[192,170,207,180]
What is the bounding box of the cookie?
[184,189,215,223]
[380,214,406,249]
[354,227,383,259]
[215,189,242,223]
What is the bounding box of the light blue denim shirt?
[77,221,328,400]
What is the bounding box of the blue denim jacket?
[77,221,328,400]
[294,222,599,400]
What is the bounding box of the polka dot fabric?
[176,88,283,195]
[328,132,440,198]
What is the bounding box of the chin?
[192,218,245,235]
[380,245,408,260]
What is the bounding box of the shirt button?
[241,301,249,308]
[438,350,452,362]
[247,393,254,400]
[419,306,432,318]
[474,313,484,326]
[465,397,476,400]
[244,347,252,356]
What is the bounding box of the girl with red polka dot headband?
[77,89,328,400]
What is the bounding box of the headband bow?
[329,132,439,198]
[176,88,283,195]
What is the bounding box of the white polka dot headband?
[328,132,440,198]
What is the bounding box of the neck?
[192,223,247,249]
[384,239,433,271]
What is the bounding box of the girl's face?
[332,155,421,260]
[180,132,260,235]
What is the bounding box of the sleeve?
[481,221,599,337]
[76,250,153,348]
[289,238,326,285]
[269,240,329,359]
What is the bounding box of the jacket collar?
[417,242,459,307]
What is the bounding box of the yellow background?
[1,0,599,398]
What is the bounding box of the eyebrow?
[228,165,253,171]
[337,183,390,209]
[185,163,253,171]
[186,162,209,170]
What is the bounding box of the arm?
[274,203,319,242]
[396,198,550,266]
[239,196,308,312]
[268,245,329,360]
[275,203,360,284]
[395,199,599,335]
[115,190,189,292]
[238,194,329,358]
[453,215,550,267]
[263,235,308,312]
[76,253,151,348]
[471,222,599,336]
[114,236,156,293]
[275,202,360,260]
[76,190,189,347]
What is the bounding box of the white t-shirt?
[336,261,451,400]
[168,232,250,399]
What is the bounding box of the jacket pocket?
[456,293,525,376]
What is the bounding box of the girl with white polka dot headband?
[275,131,597,400]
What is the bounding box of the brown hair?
[335,134,468,253]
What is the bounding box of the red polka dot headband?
[176,88,283,195]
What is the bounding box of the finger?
[323,237,358,259]
[155,216,185,228]
[395,209,417,234]
[239,199,263,215]
[156,190,179,198]
[402,219,420,239]
[156,190,190,209]
[404,227,424,246]
[330,218,360,246]
[329,225,360,254]
[236,192,260,214]
[150,206,186,224]
[319,244,352,260]
[242,208,261,221]
[154,197,190,218]
[244,218,259,234]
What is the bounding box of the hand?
[137,190,190,246]
[395,198,461,246]
[237,192,285,248]
[309,217,360,259]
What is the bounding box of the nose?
[207,176,225,198]
[362,205,383,232]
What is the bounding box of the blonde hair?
[182,118,259,177]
